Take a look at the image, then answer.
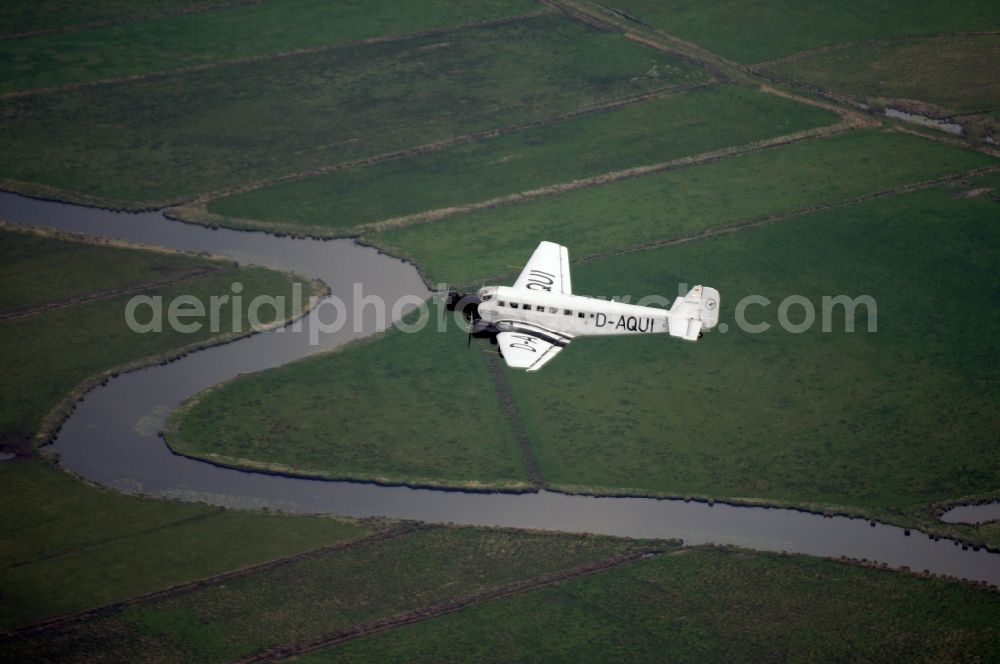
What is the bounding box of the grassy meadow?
[306,547,1000,663]
[0,226,218,313]
[768,34,1000,115]
[603,0,1000,63]
[366,128,995,284]
[0,0,539,92]
[166,313,529,490]
[4,526,642,662]
[0,14,709,206]
[3,0,1000,657]
[0,0,213,35]
[205,85,837,233]
[0,459,367,630]
[506,187,999,515]
[0,230,311,442]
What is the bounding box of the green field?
[204,85,837,233]
[507,187,999,517]
[969,169,1000,192]
[306,547,1000,663]
[0,14,709,207]
[602,0,1000,63]
[164,183,1000,539]
[0,226,312,442]
[767,34,1000,115]
[3,3,1000,659]
[0,226,367,631]
[0,0,538,92]
[167,314,529,490]
[366,129,995,284]
[4,526,641,662]
[0,0,212,35]
[0,459,367,630]
[0,226,217,313]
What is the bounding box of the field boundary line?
[0,510,224,572]
[233,548,661,662]
[0,525,414,640]
[483,354,543,486]
[574,163,1000,264]
[0,0,267,41]
[888,125,1000,158]
[456,161,1000,290]
[354,116,863,235]
[0,265,225,322]
[753,66,1000,158]
[551,0,749,78]
[0,12,552,100]
[751,31,1000,70]
[163,83,715,222]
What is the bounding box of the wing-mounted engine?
[668,285,720,341]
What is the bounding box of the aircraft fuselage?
[476,285,670,338]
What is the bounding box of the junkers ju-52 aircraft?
[445,241,720,372]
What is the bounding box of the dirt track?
[0,265,224,322]
[0,525,411,640]
[484,354,543,486]
[354,116,864,235]
[575,162,1000,264]
[0,12,552,101]
[233,548,660,663]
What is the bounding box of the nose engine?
[445,290,495,345]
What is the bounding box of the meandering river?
[2,190,997,586]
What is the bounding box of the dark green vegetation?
[167,315,528,490]
[367,129,994,284]
[4,526,642,662]
[0,0,212,35]
[0,459,366,631]
[305,547,1000,663]
[165,184,1000,547]
[206,85,837,233]
[0,0,538,92]
[4,0,1000,658]
[0,227,311,442]
[0,226,367,631]
[767,34,1000,115]
[0,226,213,313]
[603,0,1000,63]
[8,527,998,663]
[0,14,708,206]
[507,187,999,514]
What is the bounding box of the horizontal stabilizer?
[668,285,720,341]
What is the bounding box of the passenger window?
[589,313,595,318]
[510,302,518,309]
[536,305,544,312]
[564,309,572,315]
[548,307,558,313]
[498,301,505,307]
[578,312,585,318]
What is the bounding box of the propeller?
[444,289,483,350]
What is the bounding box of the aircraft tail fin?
[668,285,720,341]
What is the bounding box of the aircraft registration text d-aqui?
[445,241,720,371]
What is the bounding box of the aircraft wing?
[513,241,572,295]
[496,330,567,372]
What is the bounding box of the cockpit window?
[482,294,491,301]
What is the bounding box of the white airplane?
[444,241,720,371]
